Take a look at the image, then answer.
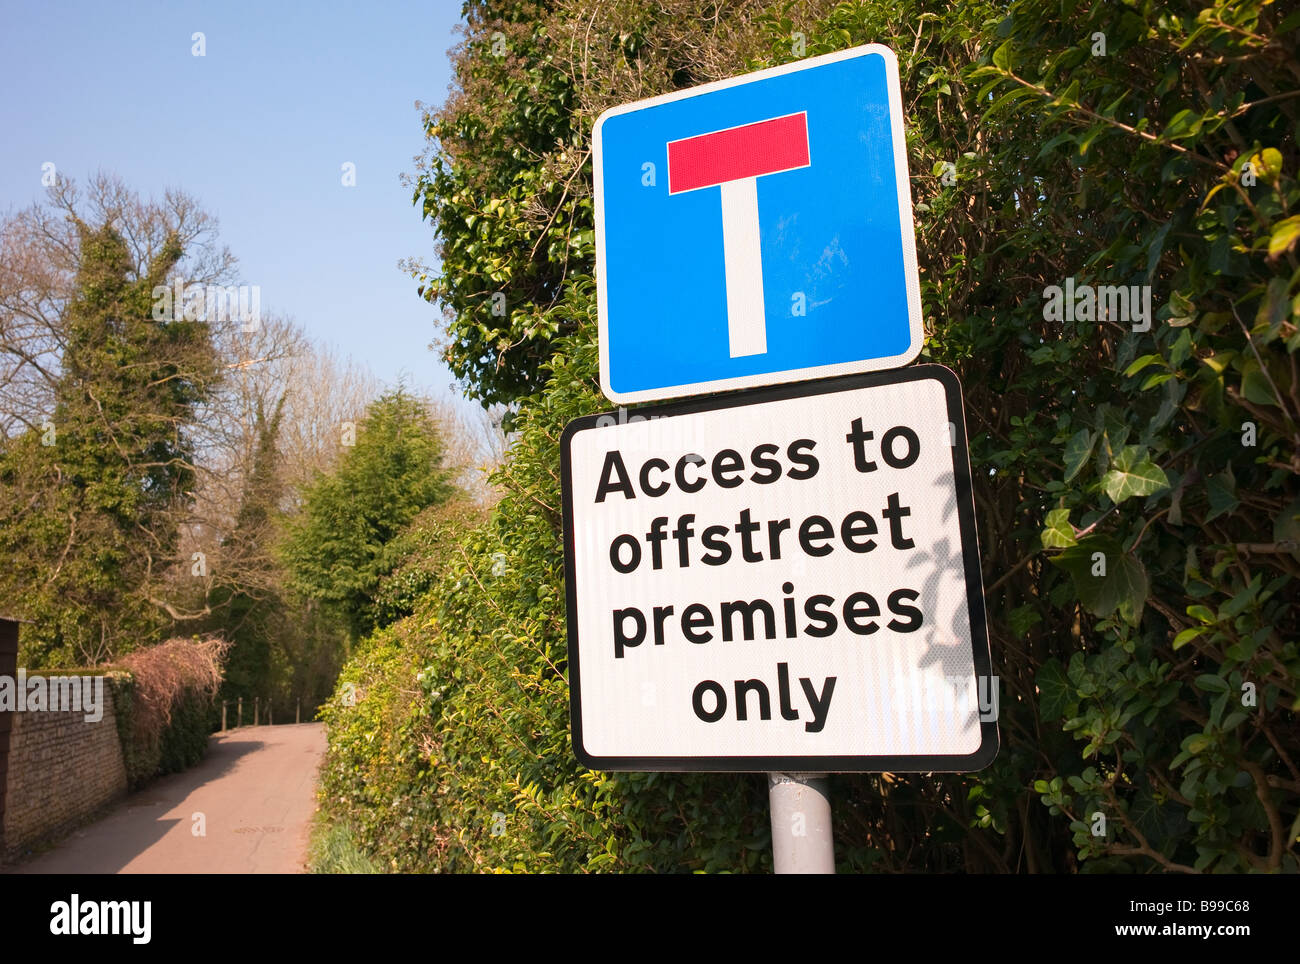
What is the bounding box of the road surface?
[11,723,326,874]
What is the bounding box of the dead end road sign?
[593,43,924,404]
[561,365,998,772]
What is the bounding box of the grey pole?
[768,772,834,874]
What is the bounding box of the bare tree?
[433,399,511,504]
[1,172,497,646]
[155,315,384,620]
[0,172,237,437]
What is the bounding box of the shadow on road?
[6,727,291,878]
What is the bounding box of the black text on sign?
[561,366,997,772]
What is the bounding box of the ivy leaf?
[1049,536,1149,624]
[1036,659,1071,720]
[1041,507,1078,548]
[1129,788,1181,847]
[1062,429,1095,482]
[1102,446,1170,504]
[1205,468,1238,523]
[1009,604,1042,636]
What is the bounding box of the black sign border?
[561,364,998,772]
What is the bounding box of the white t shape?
[719,177,767,357]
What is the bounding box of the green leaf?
[1241,367,1278,407]
[1167,290,1196,326]
[1123,354,1163,377]
[1205,469,1239,523]
[1173,627,1203,649]
[1195,674,1228,693]
[1169,329,1193,369]
[1062,429,1095,483]
[989,85,1039,115]
[992,41,1013,70]
[1101,447,1170,504]
[1272,496,1300,562]
[1041,507,1078,548]
[1078,123,1105,156]
[1257,147,1283,181]
[1221,711,1248,732]
[1009,604,1042,636]
[1036,659,1071,720]
[1049,536,1149,623]
[1268,215,1300,257]
[1163,108,1203,140]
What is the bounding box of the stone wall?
[0,674,128,860]
[0,618,16,854]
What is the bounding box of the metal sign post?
[768,772,834,874]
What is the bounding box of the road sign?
[594,44,923,405]
[561,365,997,771]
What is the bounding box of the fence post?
[268,701,273,726]
[254,696,260,726]
[221,700,227,732]
[238,697,243,728]
[296,699,301,724]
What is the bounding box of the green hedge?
[320,0,1299,872]
[109,673,217,789]
[320,323,792,872]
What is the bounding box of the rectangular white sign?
[561,366,997,771]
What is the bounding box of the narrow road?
[12,723,326,874]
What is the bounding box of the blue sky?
[1,0,471,409]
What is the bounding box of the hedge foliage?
[110,637,229,788]
[109,676,216,788]
[321,0,1299,872]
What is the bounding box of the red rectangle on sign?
[667,112,809,194]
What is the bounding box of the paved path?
[12,723,326,874]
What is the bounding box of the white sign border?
[561,365,998,772]
[593,43,925,405]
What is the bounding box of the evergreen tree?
[0,222,218,665]
[281,388,457,641]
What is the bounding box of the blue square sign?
[594,44,923,404]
